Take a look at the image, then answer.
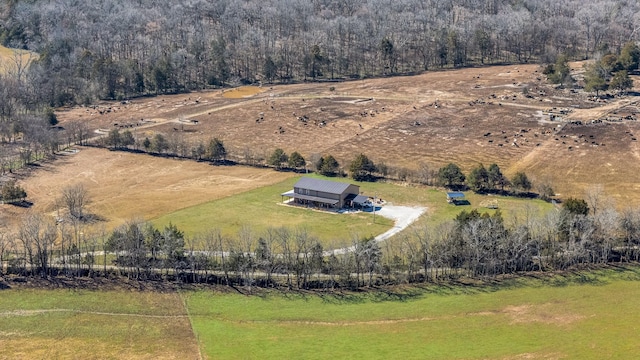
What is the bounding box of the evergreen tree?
[511,172,532,193]
[268,148,288,170]
[468,164,489,192]
[318,155,339,176]
[438,163,465,188]
[206,138,226,162]
[610,70,633,94]
[287,151,305,170]
[349,153,376,181]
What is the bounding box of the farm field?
[185,266,640,359]
[1,146,552,247]
[55,63,640,205]
[0,147,295,232]
[1,266,639,359]
[0,288,198,359]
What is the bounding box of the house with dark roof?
[281,177,366,208]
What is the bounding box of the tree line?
[1,184,639,289]
[544,43,639,95]
[436,162,552,199]
[1,0,639,106]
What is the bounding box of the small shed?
[446,192,466,204]
[346,194,371,208]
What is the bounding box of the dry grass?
[0,45,37,75]
[0,147,294,231]
[222,85,264,98]
[51,64,640,206]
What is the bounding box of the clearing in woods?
[55,63,640,205]
[0,44,37,75]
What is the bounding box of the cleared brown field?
[0,147,295,231]
[53,63,640,205]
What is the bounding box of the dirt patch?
[477,303,585,326]
[500,352,566,360]
[222,85,264,98]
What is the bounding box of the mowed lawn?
[186,267,640,359]
[152,176,394,248]
[0,289,198,359]
[153,174,553,248]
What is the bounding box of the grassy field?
[152,175,394,248]
[55,62,640,206]
[1,267,639,359]
[0,147,294,232]
[185,266,640,359]
[0,289,198,359]
[153,173,553,248]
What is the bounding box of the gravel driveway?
[327,205,427,255]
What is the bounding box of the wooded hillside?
[1,0,639,105]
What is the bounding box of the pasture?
[185,266,640,359]
[1,267,639,359]
[55,63,640,205]
[0,288,198,359]
[0,147,294,231]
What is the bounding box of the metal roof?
[281,191,339,205]
[293,177,354,195]
[446,192,466,198]
[352,195,370,204]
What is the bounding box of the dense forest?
[1,0,639,106]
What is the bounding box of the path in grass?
[0,309,189,319]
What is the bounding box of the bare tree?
[0,231,8,275]
[19,213,57,276]
[61,183,91,220]
[585,184,609,217]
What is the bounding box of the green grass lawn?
[152,175,394,248]
[0,289,197,359]
[185,266,640,359]
[2,267,639,359]
[153,173,553,249]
